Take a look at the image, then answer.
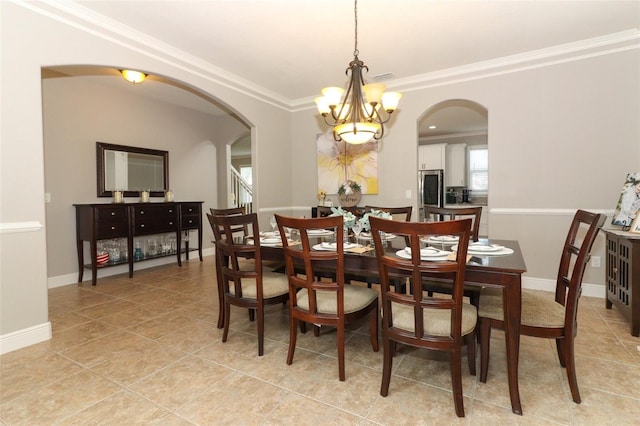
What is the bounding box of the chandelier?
[315,0,402,145]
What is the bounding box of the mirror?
[97,142,169,198]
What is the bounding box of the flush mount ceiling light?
[315,0,401,145]
[120,69,147,84]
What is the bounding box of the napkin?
[446,253,472,262]
[347,246,374,254]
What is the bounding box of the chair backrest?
[209,207,247,236]
[557,209,605,330]
[365,205,413,222]
[369,216,472,344]
[275,214,346,320]
[211,212,263,299]
[423,206,482,241]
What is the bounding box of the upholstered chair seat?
[479,288,566,328]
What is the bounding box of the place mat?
[276,240,301,247]
[359,232,396,241]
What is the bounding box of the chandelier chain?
[353,0,359,57]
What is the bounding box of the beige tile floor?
[2,256,639,425]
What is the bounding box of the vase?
[339,190,361,207]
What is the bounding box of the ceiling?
[44,1,639,137]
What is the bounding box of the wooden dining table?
[215,234,527,415]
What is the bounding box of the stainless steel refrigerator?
[419,169,444,219]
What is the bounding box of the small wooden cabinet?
[75,201,203,285]
[604,229,640,336]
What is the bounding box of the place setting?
[450,241,514,256]
[395,246,453,261]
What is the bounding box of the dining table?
[216,232,527,415]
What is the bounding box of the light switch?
[405,189,411,199]
[45,193,51,203]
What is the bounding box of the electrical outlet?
[44,193,51,203]
[591,256,601,268]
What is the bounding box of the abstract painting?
[316,132,378,195]
[612,172,640,227]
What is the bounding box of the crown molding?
[17,1,639,114]
[15,0,292,111]
[292,29,640,111]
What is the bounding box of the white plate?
[260,231,279,238]
[261,237,281,244]
[428,235,459,243]
[404,247,451,258]
[452,243,504,253]
[313,242,358,251]
[396,249,450,260]
[359,232,397,241]
[307,229,334,236]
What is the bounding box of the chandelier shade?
[315,0,401,144]
[120,69,147,84]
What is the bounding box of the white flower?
[358,209,392,231]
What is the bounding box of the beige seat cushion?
[229,271,289,299]
[391,302,477,337]
[478,287,565,328]
[296,286,378,314]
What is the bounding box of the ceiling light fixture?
[315,0,401,145]
[120,69,147,84]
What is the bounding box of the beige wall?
[1,1,639,351]
[42,76,239,279]
[292,49,640,285]
[0,2,293,346]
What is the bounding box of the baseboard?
[0,322,52,355]
[522,276,605,298]
[48,248,215,289]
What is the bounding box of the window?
[468,146,488,194]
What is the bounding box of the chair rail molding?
[0,221,44,233]
[490,208,614,216]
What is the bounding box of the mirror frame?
[96,142,169,198]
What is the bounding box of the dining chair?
[365,205,413,222]
[478,209,605,404]
[211,212,289,356]
[275,214,379,381]
[422,206,483,306]
[423,206,482,241]
[369,216,476,417]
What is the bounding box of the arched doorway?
[417,99,489,235]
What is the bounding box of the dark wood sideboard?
[604,228,640,336]
[74,201,203,285]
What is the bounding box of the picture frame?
[611,172,640,227]
[629,213,640,234]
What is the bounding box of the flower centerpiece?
[357,209,392,232]
[330,206,357,231]
[337,180,362,207]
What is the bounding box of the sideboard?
[604,228,640,336]
[74,201,203,285]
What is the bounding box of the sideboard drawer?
[132,205,179,235]
[95,207,128,238]
[181,203,201,229]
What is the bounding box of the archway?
[417,99,489,235]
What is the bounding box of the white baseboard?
[0,322,52,355]
[48,248,215,289]
[522,276,605,299]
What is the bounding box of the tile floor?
[1,256,639,425]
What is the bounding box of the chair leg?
[257,306,264,356]
[369,304,380,352]
[479,317,491,383]
[380,336,393,396]
[286,316,297,366]
[222,301,231,343]
[561,336,582,403]
[337,325,346,381]
[556,338,566,367]
[466,333,476,376]
[450,348,465,417]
